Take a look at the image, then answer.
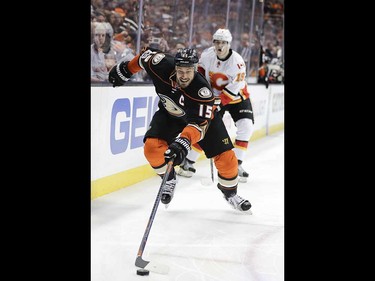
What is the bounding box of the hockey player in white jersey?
[178,28,255,183]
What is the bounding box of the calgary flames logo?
[209,72,228,91]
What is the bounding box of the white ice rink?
[91,130,284,281]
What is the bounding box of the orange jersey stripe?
[128,54,142,74]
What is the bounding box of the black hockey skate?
[224,193,252,211]
[161,176,177,205]
[238,164,249,183]
[217,183,252,213]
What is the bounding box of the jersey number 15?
[199,104,214,118]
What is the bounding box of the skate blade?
[237,207,253,215]
[245,209,253,215]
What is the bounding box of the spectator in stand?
[104,53,117,72]
[170,40,186,55]
[148,28,170,53]
[110,10,125,37]
[238,33,251,73]
[91,23,116,82]
[94,10,106,23]
[112,29,135,62]
[257,44,269,86]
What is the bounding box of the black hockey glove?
[108,61,132,87]
[164,137,191,166]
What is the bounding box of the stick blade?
[135,256,169,274]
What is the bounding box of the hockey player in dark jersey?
[108,47,251,212]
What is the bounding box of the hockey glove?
[213,97,223,112]
[164,137,191,166]
[213,97,225,118]
[108,61,132,87]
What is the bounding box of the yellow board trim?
[268,123,284,134]
[91,164,155,199]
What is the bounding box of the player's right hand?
[164,137,191,166]
[108,61,131,87]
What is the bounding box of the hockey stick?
[135,158,174,274]
[210,158,214,183]
[200,158,215,186]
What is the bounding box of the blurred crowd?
[91,0,284,84]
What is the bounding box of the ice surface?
[91,131,284,281]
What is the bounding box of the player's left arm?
[180,85,215,145]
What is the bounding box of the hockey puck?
[136,268,150,276]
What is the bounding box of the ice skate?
[224,193,252,213]
[177,158,196,178]
[161,176,177,208]
[238,164,249,183]
[217,183,252,213]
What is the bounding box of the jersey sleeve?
[138,48,174,75]
[122,47,161,75]
[197,47,211,77]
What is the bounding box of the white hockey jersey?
[198,47,250,104]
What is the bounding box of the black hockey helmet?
[174,48,198,67]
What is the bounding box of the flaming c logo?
[209,72,228,91]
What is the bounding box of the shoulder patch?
[152,53,165,65]
[198,87,212,98]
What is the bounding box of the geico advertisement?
[269,84,284,125]
[247,85,269,132]
[91,86,159,180]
